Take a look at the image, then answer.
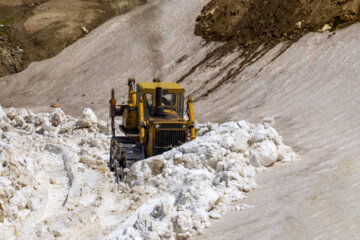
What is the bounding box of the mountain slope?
[0,0,146,77]
[192,24,360,240]
[0,0,360,239]
[0,0,216,116]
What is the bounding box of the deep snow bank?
[0,106,297,239]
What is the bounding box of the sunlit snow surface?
[0,106,297,239]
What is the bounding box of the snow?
[76,108,99,128]
[0,106,297,239]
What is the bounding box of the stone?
[295,21,302,29]
[50,103,59,108]
[81,26,89,34]
[320,24,332,32]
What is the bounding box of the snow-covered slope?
[192,24,360,240]
[0,106,296,239]
[1,0,360,239]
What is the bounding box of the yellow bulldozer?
[109,78,195,180]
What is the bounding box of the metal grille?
[159,123,184,129]
[155,130,186,148]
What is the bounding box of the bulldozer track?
[110,136,143,181]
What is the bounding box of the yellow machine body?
[110,79,195,166]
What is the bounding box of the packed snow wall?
[0,106,297,239]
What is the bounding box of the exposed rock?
[295,21,303,29]
[195,0,360,57]
[80,26,89,34]
[340,1,360,21]
[50,104,59,108]
[321,24,333,32]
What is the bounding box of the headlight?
[155,124,160,129]
[182,124,187,129]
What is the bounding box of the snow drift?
[0,106,297,239]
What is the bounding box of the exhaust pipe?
[154,87,164,116]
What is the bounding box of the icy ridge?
[0,106,297,239]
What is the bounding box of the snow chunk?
[250,140,279,167]
[60,120,75,133]
[262,117,275,128]
[0,105,7,121]
[234,130,251,151]
[51,108,66,127]
[42,117,54,133]
[76,108,98,128]
[98,120,109,134]
[6,107,17,120]
[216,121,239,134]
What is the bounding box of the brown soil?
[185,0,360,101]
[0,0,146,77]
[195,0,360,46]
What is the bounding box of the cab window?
[162,93,175,106]
[144,93,153,106]
[143,93,153,119]
[177,94,184,117]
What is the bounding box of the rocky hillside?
[0,0,146,77]
[195,0,360,55]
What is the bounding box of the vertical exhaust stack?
[154,87,164,116]
[128,78,136,106]
[110,89,116,137]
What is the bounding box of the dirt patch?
[195,0,360,46]
[0,0,146,77]
[0,20,23,76]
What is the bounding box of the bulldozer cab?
[109,79,195,181]
[136,82,185,120]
